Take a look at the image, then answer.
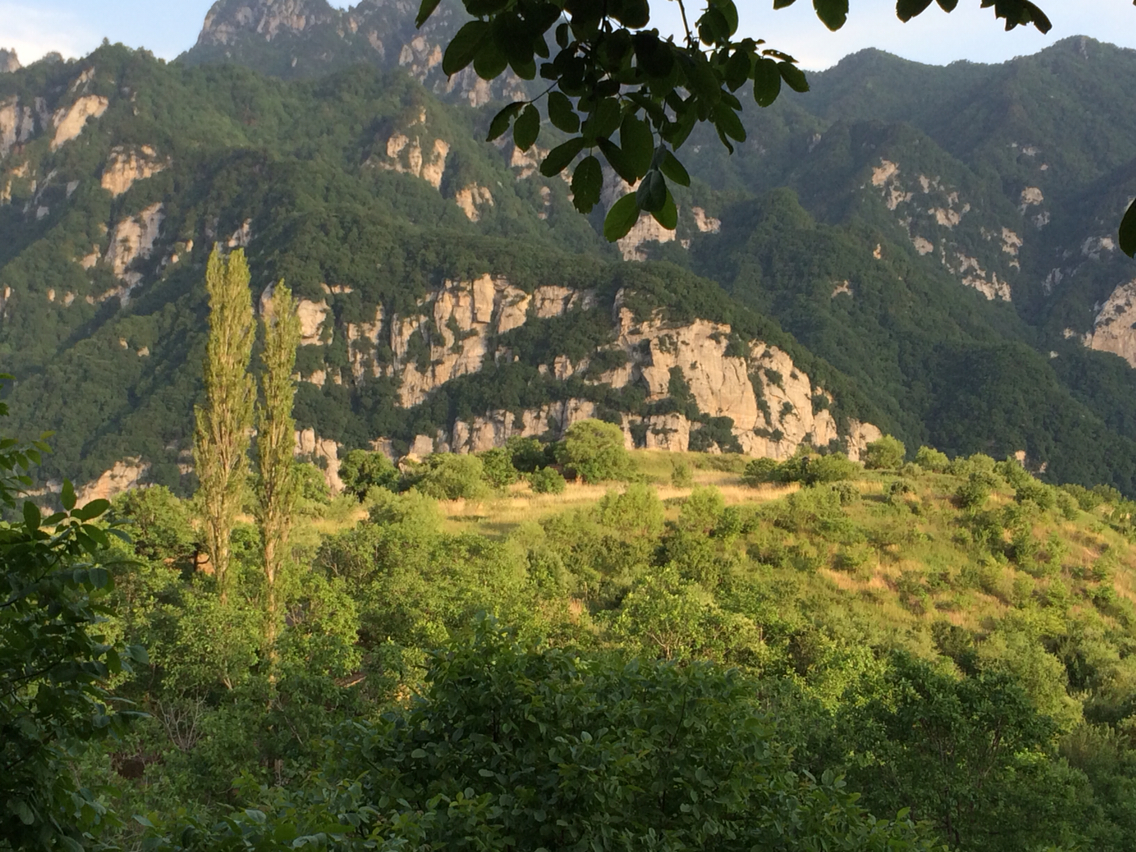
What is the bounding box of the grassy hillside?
[47,436,1136,851]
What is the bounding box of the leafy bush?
[478,447,519,489]
[557,419,632,483]
[505,436,549,473]
[956,471,997,510]
[914,446,950,472]
[671,458,694,487]
[677,486,726,534]
[863,435,906,470]
[529,466,566,494]
[338,449,399,501]
[806,453,860,484]
[743,457,780,486]
[414,454,489,501]
[597,484,665,537]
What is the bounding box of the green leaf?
[514,104,541,150]
[571,155,603,213]
[22,500,40,531]
[75,499,110,521]
[596,138,639,185]
[713,104,746,142]
[415,0,442,27]
[620,115,654,179]
[61,478,76,511]
[636,169,667,213]
[604,193,641,242]
[1120,198,1136,258]
[659,150,691,187]
[541,137,586,176]
[753,58,781,106]
[651,187,678,230]
[583,97,622,141]
[813,0,848,29]
[474,41,509,80]
[443,21,490,76]
[682,52,722,103]
[779,62,809,93]
[896,0,934,20]
[773,0,798,6]
[10,799,34,825]
[548,91,580,133]
[611,0,650,28]
[487,102,525,142]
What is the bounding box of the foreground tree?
[0,389,145,849]
[418,0,1136,253]
[256,283,302,666]
[193,248,255,596]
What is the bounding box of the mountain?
[0,49,19,74]
[2,5,1136,496]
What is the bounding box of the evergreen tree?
[256,282,301,665]
[193,248,255,597]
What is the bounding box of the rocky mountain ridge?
[4,18,1136,495]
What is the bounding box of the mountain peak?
[196,0,339,47]
[0,48,20,73]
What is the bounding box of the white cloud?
[0,2,95,62]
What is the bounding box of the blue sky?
[1,0,1134,70]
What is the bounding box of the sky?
[1,0,1134,71]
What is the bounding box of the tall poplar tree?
[256,282,301,663]
[194,247,255,597]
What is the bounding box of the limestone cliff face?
[326,276,877,464]
[867,157,1016,302]
[0,49,19,74]
[195,0,337,47]
[1090,278,1136,367]
[100,146,167,197]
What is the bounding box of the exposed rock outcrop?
[76,459,149,504]
[0,97,36,158]
[101,146,167,197]
[351,275,866,458]
[52,95,109,150]
[195,0,336,46]
[295,427,343,492]
[104,203,164,303]
[0,49,19,74]
[1090,278,1136,367]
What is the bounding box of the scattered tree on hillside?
[557,418,633,482]
[256,283,302,667]
[418,0,1073,242]
[193,248,256,597]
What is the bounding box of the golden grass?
[437,478,799,537]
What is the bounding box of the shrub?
[805,453,859,484]
[506,436,548,473]
[743,457,780,486]
[529,467,566,494]
[414,454,490,501]
[863,435,906,470]
[338,449,399,500]
[671,458,694,487]
[558,419,632,483]
[677,486,726,534]
[597,484,665,537]
[914,445,950,472]
[956,472,996,510]
[479,447,519,489]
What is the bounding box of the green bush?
[743,457,780,486]
[671,458,694,487]
[597,484,665,537]
[414,454,490,501]
[914,446,950,472]
[506,436,549,473]
[558,419,632,483]
[863,435,906,470]
[529,466,566,494]
[677,486,726,534]
[338,449,399,501]
[478,447,519,489]
[805,453,860,484]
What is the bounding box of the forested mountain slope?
[2,3,1136,495]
